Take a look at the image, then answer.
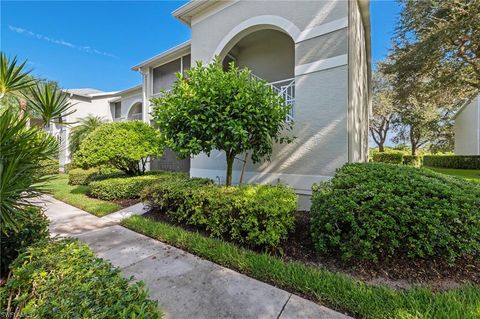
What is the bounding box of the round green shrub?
[73,121,163,176]
[310,163,480,262]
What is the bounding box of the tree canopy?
[151,60,293,186]
[386,0,479,101]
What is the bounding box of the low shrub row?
[372,152,422,167]
[37,159,59,176]
[68,167,123,185]
[142,179,298,249]
[0,239,162,318]
[0,208,49,275]
[423,155,480,169]
[310,163,480,262]
[89,171,187,200]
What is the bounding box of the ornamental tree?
[151,59,293,186]
[73,121,163,175]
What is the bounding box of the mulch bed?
[144,209,480,291]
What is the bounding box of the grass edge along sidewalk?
[121,215,480,319]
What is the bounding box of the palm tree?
[0,109,58,233]
[0,53,36,100]
[69,115,105,155]
[26,82,76,127]
[0,53,60,233]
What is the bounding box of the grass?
[425,167,480,184]
[40,174,121,216]
[122,215,480,319]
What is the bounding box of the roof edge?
[131,40,191,71]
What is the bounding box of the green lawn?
[40,174,121,216]
[425,167,480,184]
[122,215,480,319]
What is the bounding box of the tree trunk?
[379,143,385,152]
[409,127,417,156]
[226,152,234,187]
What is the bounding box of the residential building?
[454,94,480,155]
[59,0,371,209]
[132,0,371,205]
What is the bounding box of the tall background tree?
[387,0,479,99]
[370,65,397,152]
[152,60,293,186]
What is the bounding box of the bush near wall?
[68,167,123,185]
[372,151,405,164]
[310,163,480,262]
[88,171,187,200]
[37,159,59,176]
[0,208,49,275]
[423,155,480,169]
[0,240,162,318]
[142,179,297,249]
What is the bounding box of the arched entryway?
[127,101,143,121]
[217,24,296,121]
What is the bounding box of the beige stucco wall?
[188,0,356,193]
[348,0,369,162]
[455,96,480,155]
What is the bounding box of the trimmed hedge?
[89,171,187,200]
[68,167,123,185]
[423,155,480,169]
[142,179,297,249]
[0,208,49,275]
[402,155,422,167]
[372,152,404,164]
[311,163,480,262]
[0,240,161,318]
[37,159,59,176]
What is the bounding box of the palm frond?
[0,52,36,99]
[26,82,77,125]
[69,115,105,154]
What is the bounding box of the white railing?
[248,74,295,122]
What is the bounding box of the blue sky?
[1,1,401,92]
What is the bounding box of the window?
[114,102,121,119]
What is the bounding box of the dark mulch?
[114,198,141,208]
[144,209,480,291]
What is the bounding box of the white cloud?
[8,25,117,58]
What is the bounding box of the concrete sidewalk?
[40,195,351,319]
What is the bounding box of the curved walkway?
[40,195,351,319]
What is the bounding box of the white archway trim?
[126,99,143,116]
[212,15,301,60]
